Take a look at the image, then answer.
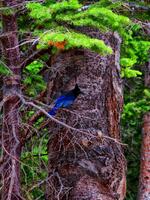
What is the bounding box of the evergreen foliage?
[121,77,149,199]
[37,31,112,54]
[26,0,129,55]
[26,0,149,79]
[23,61,46,96]
[25,1,150,199]
[0,62,12,76]
[0,0,149,199]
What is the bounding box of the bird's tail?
[48,107,57,116]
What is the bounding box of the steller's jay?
[48,84,83,116]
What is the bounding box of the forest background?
[0,0,150,199]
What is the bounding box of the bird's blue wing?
[55,94,76,108]
[49,92,77,116]
[48,96,66,116]
[61,99,74,108]
[54,95,66,104]
[54,95,66,108]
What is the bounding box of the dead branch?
[17,94,127,146]
[123,2,149,12]
[20,47,51,70]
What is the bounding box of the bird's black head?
[73,84,83,96]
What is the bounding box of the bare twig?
[7,159,16,200]
[17,94,127,146]
[0,0,44,11]
[123,2,150,12]
[20,48,51,70]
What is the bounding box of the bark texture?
[0,0,22,199]
[145,62,150,88]
[138,61,150,200]
[46,30,126,200]
[138,112,150,200]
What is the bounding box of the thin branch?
[0,0,44,11]
[6,39,37,51]
[20,30,55,69]
[0,96,12,112]
[22,153,48,159]
[27,176,52,193]
[1,142,45,172]
[7,159,16,200]
[123,2,150,12]
[20,47,51,69]
[18,94,127,146]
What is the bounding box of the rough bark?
[145,62,150,88]
[0,0,22,199]
[138,113,150,200]
[46,30,126,200]
[138,61,150,200]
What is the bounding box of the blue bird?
[48,84,83,116]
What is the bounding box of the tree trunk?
[138,113,150,200]
[145,61,150,88]
[0,0,22,199]
[138,62,150,200]
[46,30,126,200]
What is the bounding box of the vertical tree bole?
[138,62,150,199]
[46,30,126,200]
[138,112,150,200]
[1,0,22,199]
